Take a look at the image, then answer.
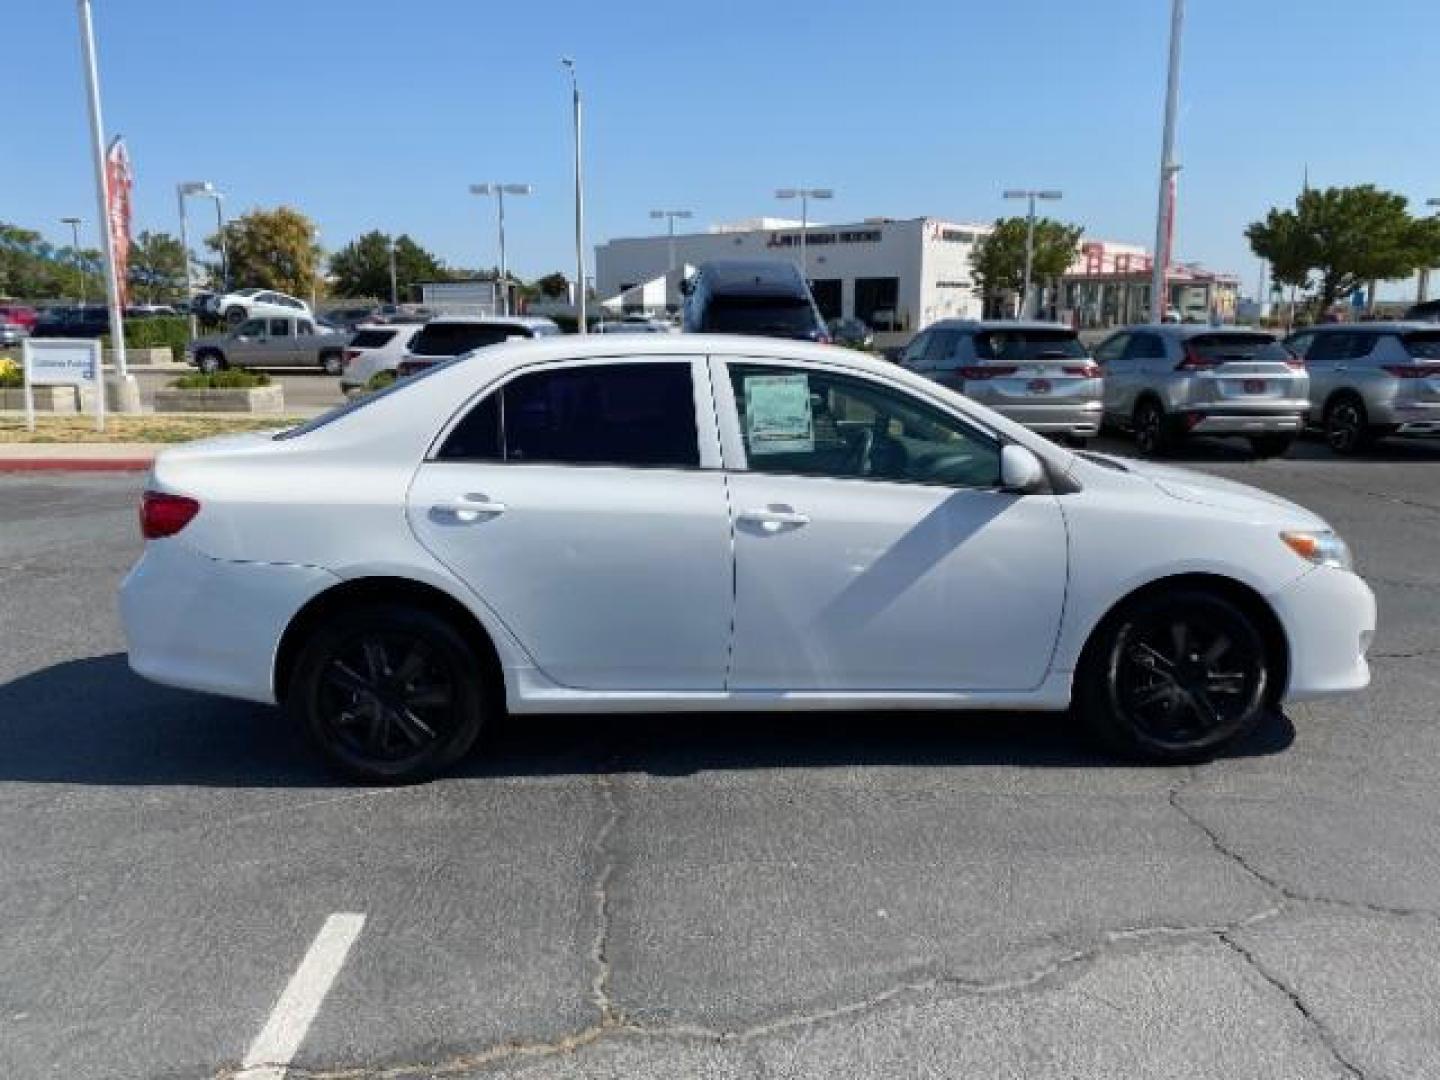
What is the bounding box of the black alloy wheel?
[1324,397,1370,456]
[1133,399,1170,457]
[289,605,487,781]
[1081,590,1270,763]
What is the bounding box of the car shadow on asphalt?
[0,653,1295,787]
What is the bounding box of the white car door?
[406,357,733,691]
[717,358,1068,692]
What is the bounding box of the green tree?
[128,230,187,302]
[1246,185,1440,314]
[327,231,448,299]
[532,271,570,298]
[970,217,1084,312]
[206,206,320,298]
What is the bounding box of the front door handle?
[432,495,507,521]
[738,505,810,531]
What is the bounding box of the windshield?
[974,330,1086,361]
[702,296,820,338]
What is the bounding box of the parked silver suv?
[1285,323,1440,454]
[898,320,1102,443]
[1094,325,1309,457]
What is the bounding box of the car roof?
[693,259,807,294]
[924,319,1078,334]
[1299,321,1436,334]
[420,316,558,328]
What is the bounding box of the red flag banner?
[105,136,133,307]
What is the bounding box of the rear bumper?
[990,400,1103,437]
[120,539,339,705]
[1183,408,1307,435]
[1269,566,1375,702]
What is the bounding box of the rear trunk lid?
[1182,333,1307,405]
[966,328,1100,402]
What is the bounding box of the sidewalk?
[0,442,160,472]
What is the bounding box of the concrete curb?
[0,457,154,473]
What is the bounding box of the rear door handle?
[433,496,507,521]
[738,506,810,531]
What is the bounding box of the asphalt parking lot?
[4,435,1440,1078]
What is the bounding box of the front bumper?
[121,538,339,704]
[1269,566,1376,702]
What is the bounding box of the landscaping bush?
[0,357,21,388]
[102,316,190,356]
[170,369,272,390]
[366,370,396,391]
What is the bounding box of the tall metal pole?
[177,186,196,337]
[497,186,509,317]
[76,0,127,380]
[667,215,677,273]
[1021,195,1037,319]
[388,238,398,305]
[212,195,228,293]
[61,218,84,304]
[564,59,587,334]
[1150,0,1185,324]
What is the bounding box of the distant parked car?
[1404,299,1440,323]
[187,315,347,374]
[396,316,561,377]
[0,304,39,333]
[339,323,421,392]
[0,322,27,347]
[31,305,110,338]
[126,304,179,318]
[322,304,381,332]
[898,321,1102,444]
[210,288,312,327]
[1094,325,1308,458]
[828,317,874,349]
[681,260,828,342]
[594,316,670,333]
[1285,322,1440,454]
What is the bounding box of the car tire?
[195,349,225,374]
[1078,589,1272,765]
[287,604,489,783]
[1132,398,1172,457]
[1249,434,1294,459]
[1324,395,1374,456]
[320,351,344,376]
[224,306,247,327]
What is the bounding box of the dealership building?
[595,216,993,332]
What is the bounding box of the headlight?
[1281,530,1352,570]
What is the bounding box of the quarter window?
[268,319,293,337]
[1093,334,1129,365]
[438,362,699,468]
[729,364,1000,488]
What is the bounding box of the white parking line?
[235,912,366,1080]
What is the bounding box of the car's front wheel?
[1324,395,1373,456]
[1078,589,1272,764]
[287,605,489,782]
[195,349,224,374]
[320,351,344,376]
[224,306,247,327]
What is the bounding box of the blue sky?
[4,0,1435,296]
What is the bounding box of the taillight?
[140,491,200,539]
[1176,345,1218,372]
[1063,362,1102,378]
[957,365,1018,380]
[1383,365,1440,379]
[343,348,361,367]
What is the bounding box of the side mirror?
[1000,444,1047,494]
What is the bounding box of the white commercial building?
[595,216,992,332]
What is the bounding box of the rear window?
[410,323,531,357]
[1402,332,1440,360]
[349,329,397,349]
[973,329,1086,361]
[1186,333,1290,363]
[702,296,820,338]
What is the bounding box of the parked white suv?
[211,288,313,327]
[339,323,422,392]
[396,316,561,377]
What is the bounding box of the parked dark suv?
[681,260,827,341]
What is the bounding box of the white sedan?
[120,335,1375,781]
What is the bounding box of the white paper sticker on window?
[744,374,814,455]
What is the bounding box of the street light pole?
[1421,197,1440,304]
[208,192,228,293]
[60,217,83,304]
[177,180,215,337]
[775,188,833,282]
[471,183,533,317]
[562,58,587,334]
[388,237,398,305]
[650,209,693,273]
[1150,0,1185,324]
[1003,189,1063,319]
[75,0,129,386]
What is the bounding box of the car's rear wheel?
[1132,398,1172,457]
[195,349,225,374]
[1324,395,1373,456]
[320,351,344,376]
[1249,434,1294,459]
[288,605,488,782]
[1078,589,1271,764]
[224,306,246,327]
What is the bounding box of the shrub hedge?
[169,369,272,390]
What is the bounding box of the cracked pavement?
[3,436,1440,1078]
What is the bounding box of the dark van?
[681,260,827,341]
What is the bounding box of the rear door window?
[1403,331,1440,361]
[410,323,530,357]
[1123,332,1165,360]
[974,329,1085,362]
